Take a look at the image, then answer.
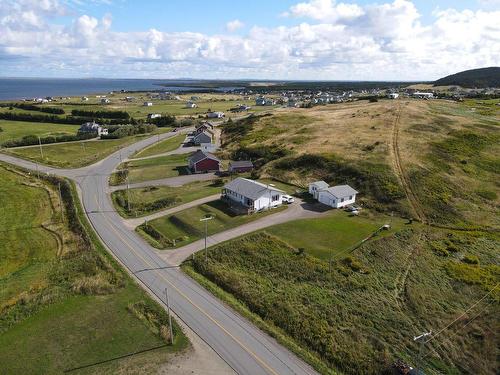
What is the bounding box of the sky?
[0,0,499,80]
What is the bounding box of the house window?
[349,195,352,200]
[272,195,280,202]
[341,198,344,202]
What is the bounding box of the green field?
[185,228,500,375]
[265,211,402,260]
[138,200,286,249]
[112,179,225,218]
[4,134,152,168]
[112,153,190,185]
[132,133,185,158]
[0,164,187,374]
[0,120,79,144]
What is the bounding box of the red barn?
[188,150,220,173]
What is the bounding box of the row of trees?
[0,103,65,114]
[1,132,95,148]
[71,109,130,119]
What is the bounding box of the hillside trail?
[390,101,428,224]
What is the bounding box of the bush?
[462,255,479,265]
[0,103,65,114]
[1,132,95,148]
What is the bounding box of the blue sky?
[0,0,498,80]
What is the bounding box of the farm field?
[132,133,185,158]
[0,163,186,374]
[112,153,190,185]
[137,199,286,249]
[112,179,225,218]
[4,134,151,168]
[32,92,277,119]
[184,228,500,375]
[0,120,79,144]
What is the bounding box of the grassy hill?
[0,163,186,374]
[433,67,500,88]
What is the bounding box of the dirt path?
[390,101,427,224]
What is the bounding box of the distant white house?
[207,111,224,118]
[413,92,434,99]
[387,93,399,99]
[147,113,161,119]
[81,96,89,101]
[255,97,275,106]
[308,181,358,208]
[100,98,110,104]
[143,101,153,106]
[185,101,197,108]
[222,178,284,212]
[125,96,135,102]
[78,121,108,137]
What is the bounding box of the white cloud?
[226,19,244,32]
[0,0,498,80]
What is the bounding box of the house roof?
[230,160,253,168]
[224,178,284,200]
[321,185,358,199]
[189,150,220,165]
[310,181,329,189]
[194,131,212,140]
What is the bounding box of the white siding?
[318,191,356,208]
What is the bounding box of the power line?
[424,283,498,344]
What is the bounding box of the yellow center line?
[93,194,280,375]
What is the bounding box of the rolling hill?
[434,67,500,88]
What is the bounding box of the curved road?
[0,131,318,375]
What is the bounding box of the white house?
[222,178,284,212]
[207,111,225,118]
[147,113,162,119]
[143,101,153,106]
[413,92,434,99]
[387,93,399,99]
[78,121,108,137]
[185,101,197,108]
[100,98,110,104]
[309,181,329,199]
[81,96,89,101]
[317,185,358,208]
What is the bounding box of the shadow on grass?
[64,344,168,373]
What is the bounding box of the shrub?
[71,109,129,119]
[462,255,479,265]
[476,189,497,201]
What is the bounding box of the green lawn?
[132,133,185,158]
[113,153,190,185]
[4,134,151,168]
[112,179,225,218]
[265,211,404,260]
[0,164,187,374]
[138,200,286,249]
[0,120,79,144]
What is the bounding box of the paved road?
[0,132,318,375]
[124,193,221,229]
[159,199,328,266]
[110,172,219,191]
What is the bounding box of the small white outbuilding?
[308,181,358,208]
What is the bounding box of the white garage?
[317,185,358,208]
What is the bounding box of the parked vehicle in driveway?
[282,195,295,204]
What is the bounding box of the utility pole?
[164,288,174,345]
[38,136,44,159]
[413,331,432,375]
[200,215,214,263]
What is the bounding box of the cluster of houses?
[217,177,358,213]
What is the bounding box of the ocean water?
[0,78,215,100]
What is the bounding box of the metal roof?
[224,178,284,200]
[322,185,358,199]
[188,150,220,165]
[230,160,254,168]
[310,181,329,189]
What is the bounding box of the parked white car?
[282,195,295,204]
